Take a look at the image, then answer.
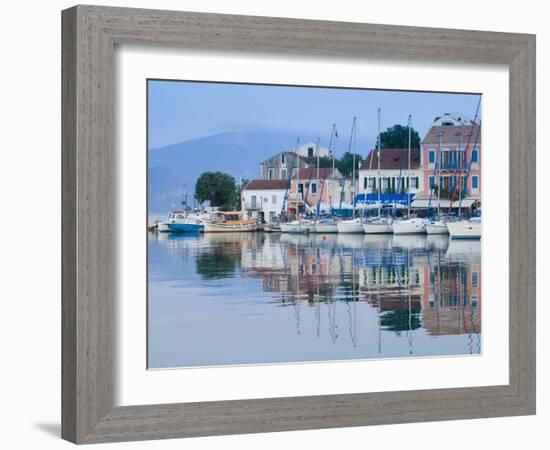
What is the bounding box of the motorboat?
[447,217,481,239]
[156,211,188,232]
[203,211,258,233]
[336,217,364,234]
[392,218,427,235]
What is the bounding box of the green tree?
[377,124,421,149]
[195,171,237,208]
[339,152,363,178]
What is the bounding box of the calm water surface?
[148,232,481,368]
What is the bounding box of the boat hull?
[203,222,257,233]
[447,221,481,239]
[166,223,204,233]
[336,221,364,234]
[363,222,392,234]
[280,222,312,233]
[392,220,426,235]
[426,223,449,235]
[313,223,338,233]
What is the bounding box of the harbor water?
[148,232,481,368]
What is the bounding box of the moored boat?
[363,216,393,234]
[426,220,449,235]
[447,217,481,239]
[336,218,364,234]
[156,211,188,232]
[392,218,427,235]
[166,221,204,233]
[280,220,313,234]
[203,211,258,233]
[312,219,338,233]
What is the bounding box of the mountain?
[148,131,305,212]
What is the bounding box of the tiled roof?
[292,168,340,179]
[421,124,481,145]
[245,179,290,190]
[360,148,421,171]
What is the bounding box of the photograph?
[147,80,483,369]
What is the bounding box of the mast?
[437,132,442,217]
[377,108,381,217]
[457,133,463,219]
[295,138,300,219]
[351,117,357,218]
[407,114,412,217]
[331,124,336,215]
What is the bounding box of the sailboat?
[425,131,448,235]
[337,117,364,234]
[446,113,482,240]
[447,216,481,239]
[281,139,312,233]
[364,108,393,234]
[313,125,339,233]
[393,115,427,235]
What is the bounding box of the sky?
[148,79,481,151]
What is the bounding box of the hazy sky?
[148,79,481,150]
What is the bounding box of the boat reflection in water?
[148,231,481,368]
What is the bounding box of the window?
[280,168,287,180]
[428,149,435,163]
[251,195,257,208]
[472,175,479,189]
[267,168,274,180]
[308,147,314,157]
[471,150,478,163]
[298,183,304,194]
[311,183,317,194]
[363,177,368,189]
[472,271,478,288]
[413,177,419,189]
[272,195,277,204]
[281,154,286,164]
[429,176,435,189]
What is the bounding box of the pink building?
[420,113,481,201]
[289,167,344,215]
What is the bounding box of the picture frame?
[61,4,536,444]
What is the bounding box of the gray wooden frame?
[62,4,536,444]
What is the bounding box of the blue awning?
[354,193,414,208]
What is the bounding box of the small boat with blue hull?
[166,222,204,233]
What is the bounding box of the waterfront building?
[288,167,347,216]
[358,147,423,196]
[258,143,330,180]
[419,113,481,200]
[241,179,290,223]
[259,151,305,180]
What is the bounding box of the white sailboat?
[392,115,426,235]
[426,221,448,235]
[337,217,364,233]
[447,217,481,239]
[364,108,393,235]
[337,117,364,234]
[425,131,449,235]
[280,219,314,233]
[313,218,338,233]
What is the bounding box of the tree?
[195,171,237,208]
[339,152,363,178]
[377,124,421,149]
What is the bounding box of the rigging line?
[448,96,482,212]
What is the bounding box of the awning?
[354,193,414,208]
[410,198,477,209]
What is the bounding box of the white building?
[358,148,424,195]
[241,179,289,223]
[295,142,330,158]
